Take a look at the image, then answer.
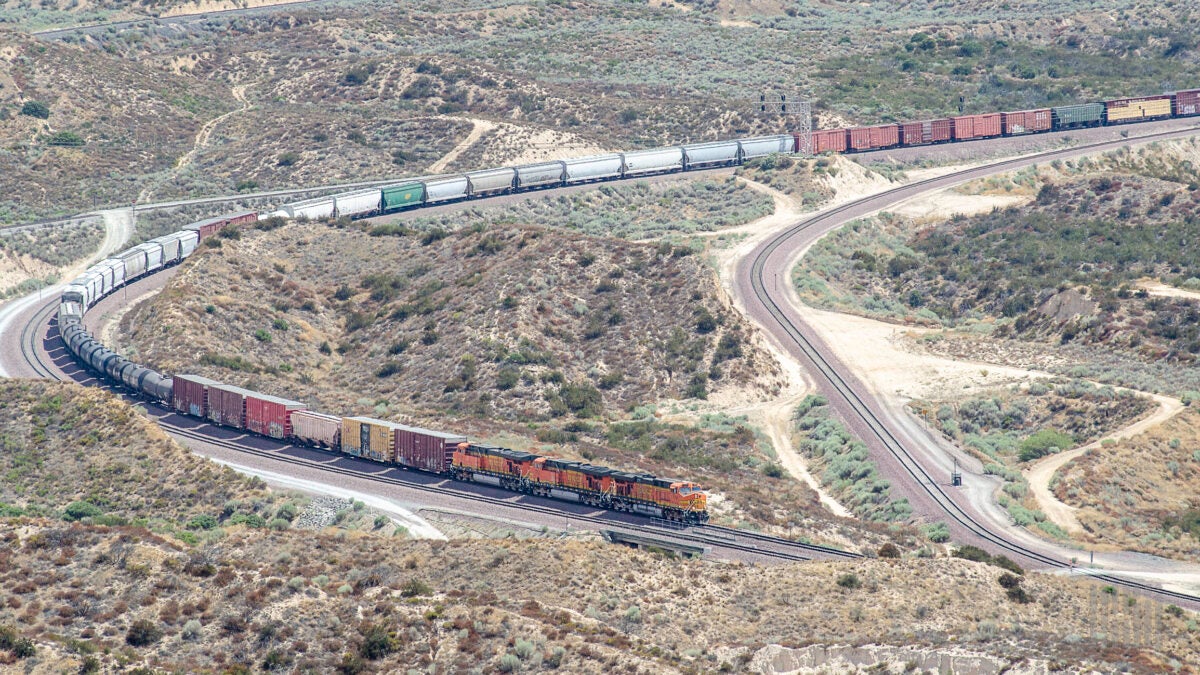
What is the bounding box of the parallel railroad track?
[22,301,846,563]
[748,124,1200,604]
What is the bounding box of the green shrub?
[924,522,951,543]
[761,463,784,478]
[836,573,861,589]
[276,503,298,521]
[63,501,103,521]
[400,578,432,598]
[125,619,162,647]
[181,619,202,640]
[498,654,521,673]
[186,514,218,530]
[359,624,400,660]
[20,100,50,119]
[229,513,266,528]
[1018,428,1074,461]
[46,130,84,146]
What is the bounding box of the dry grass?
[0,521,1194,673]
[1056,407,1200,560]
[0,379,268,531]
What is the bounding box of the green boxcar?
[381,182,426,211]
[1051,103,1104,129]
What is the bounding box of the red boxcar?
[1000,109,1051,135]
[291,410,342,448]
[848,124,899,151]
[396,426,468,472]
[187,211,259,240]
[245,392,306,439]
[952,113,1002,140]
[806,129,848,154]
[1175,90,1200,117]
[900,119,952,146]
[173,374,222,418]
[207,383,254,429]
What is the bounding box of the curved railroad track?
[8,120,1200,600]
[21,297,854,564]
[741,124,1200,605]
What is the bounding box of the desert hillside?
[122,220,781,418]
[0,379,270,530]
[2,522,1194,673]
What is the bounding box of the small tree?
[20,101,50,119]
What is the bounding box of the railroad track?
[21,302,843,564]
[15,122,1200,597]
[747,124,1200,604]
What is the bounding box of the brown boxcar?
[291,410,342,448]
[1176,90,1200,117]
[341,416,403,462]
[173,374,223,418]
[245,392,306,439]
[848,124,899,151]
[808,129,848,154]
[395,426,467,473]
[1106,95,1172,124]
[1000,109,1051,135]
[227,211,258,227]
[952,113,1002,140]
[900,119,952,146]
[207,383,254,429]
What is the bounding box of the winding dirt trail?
[1024,391,1185,534]
[138,83,252,204]
[426,118,496,174]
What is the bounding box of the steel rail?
[748,125,1200,604]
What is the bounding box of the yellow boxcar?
[341,416,400,462]
[1106,96,1172,123]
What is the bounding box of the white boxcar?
[135,241,165,274]
[94,259,125,296]
[79,271,102,306]
[423,176,470,203]
[620,147,684,176]
[265,209,291,220]
[287,196,336,220]
[466,167,517,195]
[738,135,794,160]
[682,141,740,168]
[564,154,624,182]
[152,232,187,264]
[117,246,148,279]
[179,230,200,259]
[515,161,566,188]
[334,189,381,218]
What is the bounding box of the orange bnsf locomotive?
[452,444,708,523]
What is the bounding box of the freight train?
[58,282,709,523]
[54,85,1198,525]
[810,89,1200,154]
